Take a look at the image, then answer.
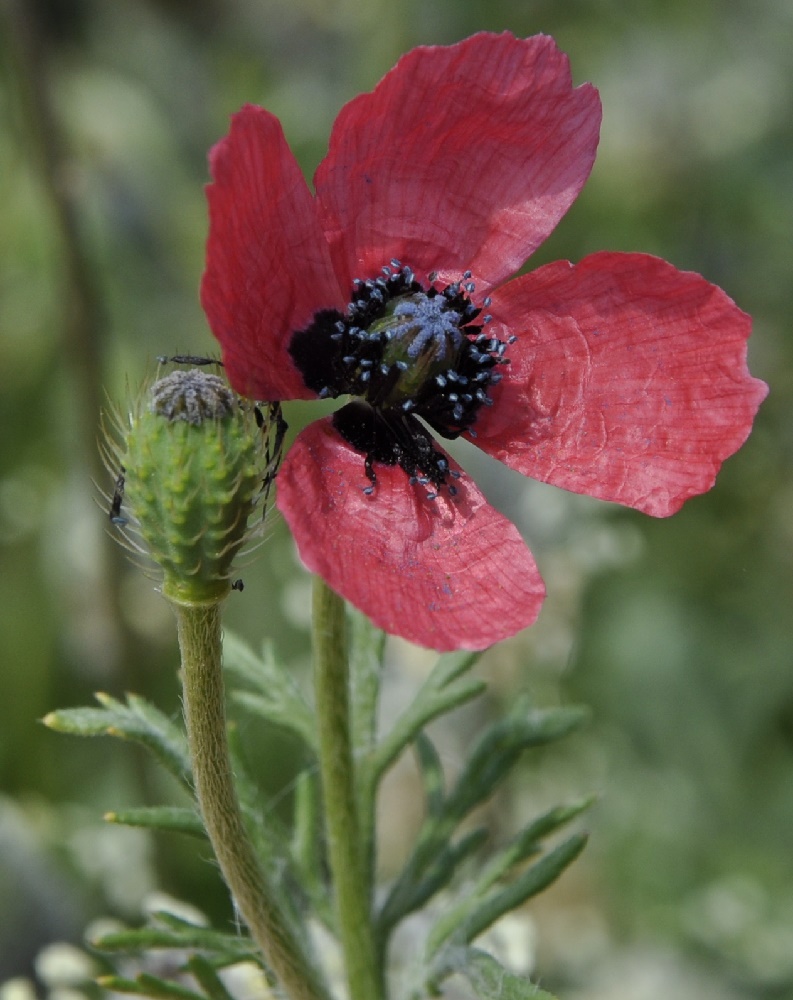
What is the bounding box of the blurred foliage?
[0,0,790,997]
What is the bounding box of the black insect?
[260,402,288,503]
[109,466,127,526]
[231,578,245,592]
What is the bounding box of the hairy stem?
[312,578,385,1000]
[175,599,331,1000]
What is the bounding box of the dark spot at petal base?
[290,263,513,493]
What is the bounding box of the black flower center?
[288,262,512,496]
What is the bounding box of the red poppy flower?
[201,32,767,652]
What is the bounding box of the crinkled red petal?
[473,252,768,516]
[314,32,601,294]
[277,418,545,651]
[201,105,345,401]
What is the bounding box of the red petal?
[277,419,545,651]
[314,33,601,294]
[201,105,345,401]
[473,253,768,516]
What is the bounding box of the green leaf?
[104,806,206,838]
[290,769,333,926]
[369,650,485,785]
[376,733,452,934]
[445,702,589,823]
[373,732,446,933]
[434,947,560,1000]
[348,607,387,756]
[225,719,287,843]
[291,771,325,894]
[222,632,317,751]
[415,732,445,819]
[231,691,317,752]
[98,975,205,1000]
[473,799,593,892]
[185,955,239,1000]
[380,826,488,934]
[451,832,588,951]
[224,724,308,926]
[378,703,588,944]
[345,609,388,902]
[89,915,260,965]
[426,800,594,954]
[43,692,191,787]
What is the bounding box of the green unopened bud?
[104,368,280,606]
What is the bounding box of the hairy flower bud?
[103,368,282,605]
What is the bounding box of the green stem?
[349,611,386,897]
[174,599,332,1000]
[312,578,385,1000]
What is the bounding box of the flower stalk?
[175,596,332,1000]
[312,576,385,1000]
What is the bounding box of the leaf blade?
[104,806,206,838]
[43,693,192,787]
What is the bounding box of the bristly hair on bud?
[99,367,286,606]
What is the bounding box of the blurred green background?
[0,0,789,996]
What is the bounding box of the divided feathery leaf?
[415,731,446,820]
[89,911,260,966]
[384,826,489,928]
[444,701,589,822]
[104,806,206,838]
[349,608,387,756]
[429,947,560,1000]
[378,702,588,937]
[427,831,589,958]
[223,632,317,751]
[370,650,485,785]
[425,800,593,955]
[186,955,243,1000]
[43,692,191,787]
[97,974,206,1000]
[470,799,593,896]
[98,955,273,1000]
[290,769,333,925]
[224,723,310,926]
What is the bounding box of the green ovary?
[124,412,260,605]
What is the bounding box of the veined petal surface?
[201,105,345,401]
[277,418,545,651]
[474,252,768,516]
[314,32,601,294]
